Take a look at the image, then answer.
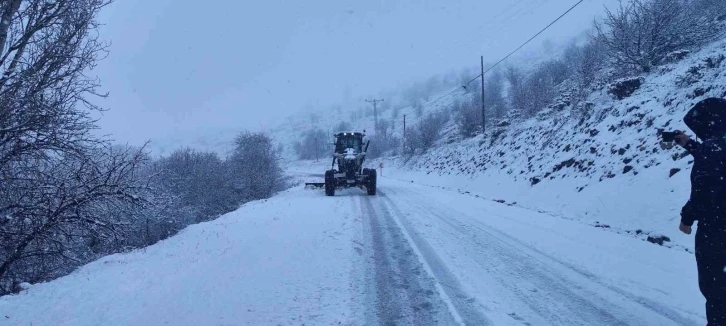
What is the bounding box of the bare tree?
[0,0,112,171]
[367,118,400,158]
[596,0,717,74]
[407,111,449,153]
[485,70,506,119]
[455,98,481,138]
[0,0,169,294]
[391,105,401,119]
[505,66,527,113]
[414,100,424,118]
[0,145,148,293]
[564,38,606,102]
[293,129,328,160]
[522,61,565,115]
[459,67,476,93]
[153,148,238,222]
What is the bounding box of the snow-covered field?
[0,170,706,325]
[0,181,361,325]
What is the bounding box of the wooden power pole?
[365,98,384,132]
[481,55,486,134]
[403,114,406,136]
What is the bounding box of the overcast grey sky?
[93,0,616,146]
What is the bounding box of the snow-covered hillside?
[286,38,726,252]
[372,39,726,251]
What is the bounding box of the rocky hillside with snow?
[366,38,726,251]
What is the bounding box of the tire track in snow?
[360,195,463,325]
[385,184,698,326]
[376,191,492,326]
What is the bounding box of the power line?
[432,0,548,63]
[429,86,467,105]
[424,0,585,106]
[457,0,552,54]
[482,0,584,75]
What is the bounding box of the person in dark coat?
[675,97,726,325]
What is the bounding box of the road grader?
[305,131,376,196]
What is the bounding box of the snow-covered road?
[0,174,707,325]
[362,180,703,325]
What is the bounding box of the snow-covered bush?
[229,132,286,202]
[0,146,150,294]
[293,129,329,160]
[608,76,645,100]
[505,60,569,117]
[406,111,450,153]
[367,119,401,158]
[485,70,507,119]
[152,148,239,223]
[564,38,608,103]
[454,98,482,138]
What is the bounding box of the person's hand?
[675,131,691,147]
[679,222,692,235]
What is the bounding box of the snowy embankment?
[363,38,726,252]
[0,181,361,326]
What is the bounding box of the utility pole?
[481,55,486,134]
[403,114,406,136]
[403,114,407,154]
[315,135,319,162]
[365,98,384,132]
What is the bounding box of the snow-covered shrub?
[564,39,607,103]
[152,148,239,222]
[229,132,286,202]
[0,146,150,295]
[454,98,482,138]
[506,66,528,115]
[405,111,450,154]
[608,76,645,100]
[663,50,691,64]
[293,129,329,160]
[485,70,507,119]
[368,119,401,158]
[506,60,568,117]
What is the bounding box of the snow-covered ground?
[0,170,706,325]
[0,182,361,325]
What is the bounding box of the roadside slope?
[364,38,726,251]
[0,185,361,326]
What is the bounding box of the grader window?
[336,135,362,153]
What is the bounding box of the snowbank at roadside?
[0,186,360,326]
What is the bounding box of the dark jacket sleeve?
[681,140,701,226]
[680,139,725,226]
[681,200,698,226]
[683,139,701,157]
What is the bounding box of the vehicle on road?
[305,131,376,196]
